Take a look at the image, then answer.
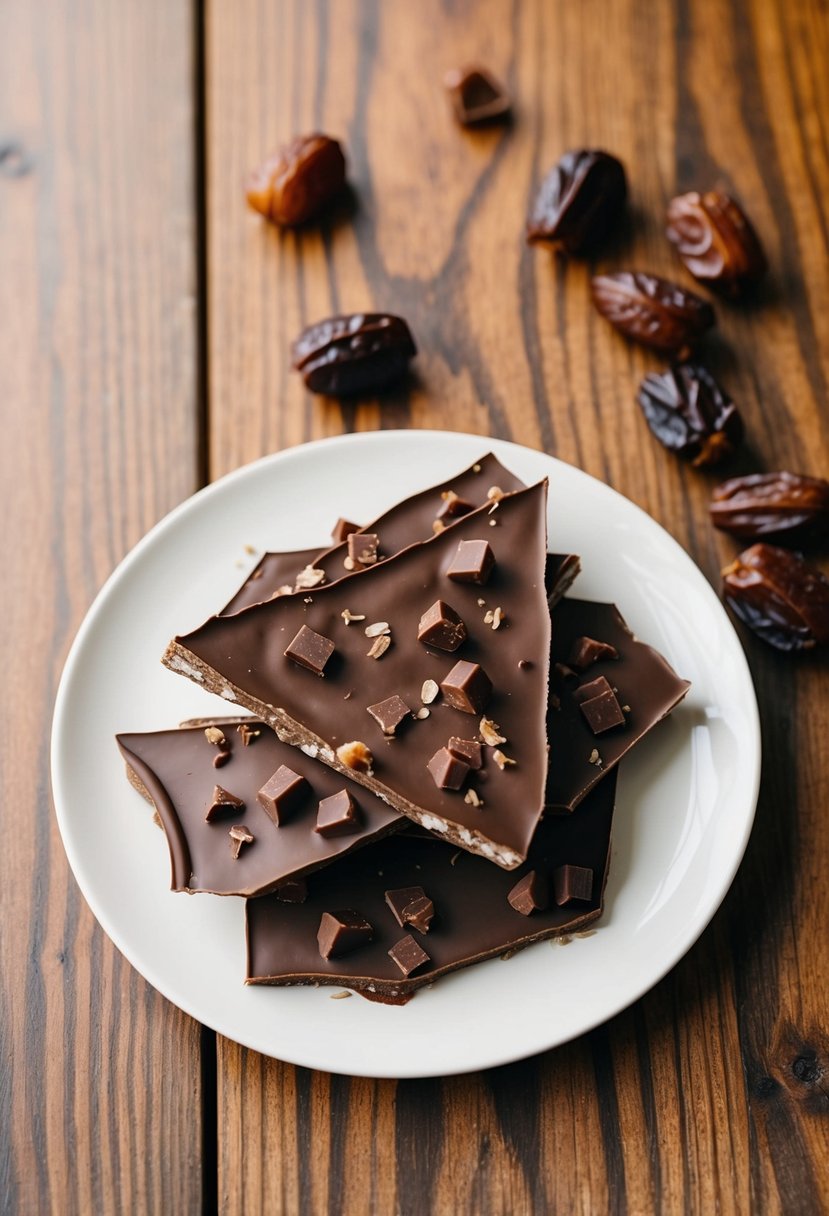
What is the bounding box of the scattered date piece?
[292,313,417,396]
[526,149,627,254]
[444,65,511,125]
[722,543,829,651]
[246,134,346,227]
[592,272,715,357]
[666,190,767,296]
[710,472,829,544]
[636,364,743,467]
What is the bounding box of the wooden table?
[3,1,828,1211]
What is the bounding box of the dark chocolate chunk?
[579,689,626,735]
[446,538,495,585]
[427,747,471,791]
[572,675,615,705]
[275,878,308,903]
[205,784,245,822]
[444,65,511,126]
[440,660,492,714]
[385,886,435,933]
[317,910,374,959]
[554,864,594,905]
[284,624,335,676]
[347,532,379,567]
[568,636,619,671]
[367,694,411,736]
[388,934,431,977]
[447,737,483,769]
[257,765,309,826]
[332,517,359,544]
[229,824,255,859]
[417,600,467,652]
[436,491,475,522]
[507,870,549,916]
[315,789,360,837]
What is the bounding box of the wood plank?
[206,0,829,1211]
[0,2,205,1212]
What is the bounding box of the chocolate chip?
[427,747,471,790]
[228,824,255,859]
[440,659,492,714]
[447,737,483,769]
[385,886,435,933]
[571,675,615,705]
[256,765,309,825]
[507,870,549,915]
[274,879,308,903]
[284,624,335,675]
[317,910,373,959]
[367,694,411,736]
[568,636,619,671]
[347,532,379,567]
[417,600,467,651]
[332,517,359,544]
[579,689,626,735]
[436,491,475,522]
[315,789,360,837]
[388,933,432,976]
[553,864,594,905]
[205,785,245,822]
[446,538,495,585]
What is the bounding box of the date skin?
[637,364,742,467]
[292,313,417,397]
[526,150,627,255]
[592,272,715,357]
[666,191,767,297]
[722,543,829,652]
[711,472,829,543]
[246,134,346,227]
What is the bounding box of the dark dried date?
[637,364,742,466]
[246,134,346,227]
[592,272,715,357]
[444,65,511,125]
[292,313,417,396]
[666,191,767,297]
[722,543,829,651]
[711,472,829,543]
[526,150,627,255]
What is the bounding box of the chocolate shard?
[275,878,308,903]
[367,694,411,736]
[332,517,359,544]
[554,864,594,905]
[447,737,482,769]
[427,747,471,791]
[205,784,245,822]
[446,538,495,585]
[385,886,435,933]
[317,910,373,959]
[284,624,335,676]
[347,532,379,567]
[257,765,310,825]
[229,824,255,858]
[568,636,619,671]
[316,789,361,838]
[388,934,431,977]
[440,660,492,715]
[507,870,549,916]
[417,600,467,652]
[579,689,626,736]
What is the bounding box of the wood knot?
[791,1052,820,1086]
[0,141,33,178]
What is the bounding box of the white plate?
[51,431,760,1078]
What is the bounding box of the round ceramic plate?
[51,431,760,1078]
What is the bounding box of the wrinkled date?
[526,150,627,255]
[591,272,715,357]
[637,364,742,467]
[666,191,767,297]
[246,134,346,227]
[292,313,417,396]
[722,543,829,652]
[711,471,829,543]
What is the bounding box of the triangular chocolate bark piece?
[164,483,551,868]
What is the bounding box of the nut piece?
[246,133,346,227]
[204,726,227,747]
[421,679,440,705]
[443,65,511,126]
[292,313,417,397]
[366,634,391,659]
[526,150,627,255]
[479,716,507,746]
[710,471,829,544]
[637,364,743,467]
[364,620,390,638]
[722,543,829,652]
[592,272,715,358]
[294,565,326,589]
[666,190,767,297]
[336,741,374,773]
[492,749,517,770]
[341,608,366,625]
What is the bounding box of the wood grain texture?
[206,0,829,1211]
[0,2,204,1213]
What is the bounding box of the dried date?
[246,134,346,227]
[292,313,417,396]
[526,150,627,255]
[722,543,829,651]
[666,191,767,297]
[592,272,715,357]
[711,472,829,543]
[637,364,742,466]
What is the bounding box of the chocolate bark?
[116,720,402,897]
[245,770,617,999]
[164,484,552,868]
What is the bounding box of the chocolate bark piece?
[427,747,471,791]
[116,721,402,897]
[385,886,435,933]
[554,864,594,905]
[317,911,373,959]
[220,453,527,615]
[284,624,335,675]
[546,599,690,811]
[568,635,619,671]
[315,789,360,837]
[388,935,431,977]
[447,737,482,769]
[347,532,379,567]
[417,600,467,652]
[546,553,582,607]
[507,870,548,915]
[229,824,255,858]
[257,765,309,825]
[246,770,617,999]
[205,785,244,822]
[440,660,492,714]
[332,517,359,544]
[367,694,410,736]
[446,538,495,585]
[164,483,552,869]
